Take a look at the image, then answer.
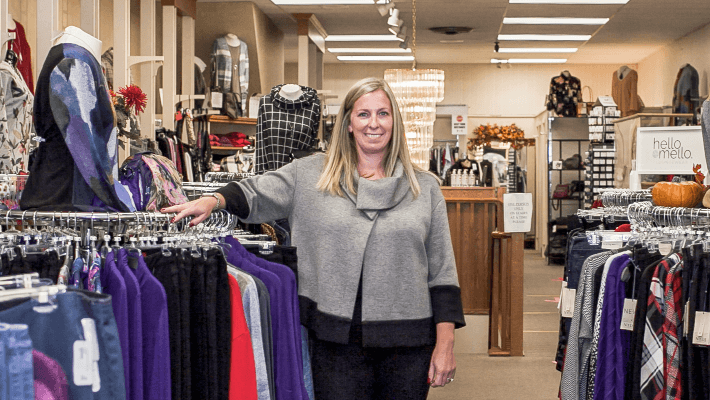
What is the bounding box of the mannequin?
[225,33,240,47]
[279,84,303,100]
[53,26,102,64]
[617,65,632,80]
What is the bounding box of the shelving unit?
[547,117,589,263]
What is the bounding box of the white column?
[181,15,195,111]
[140,0,156,140]
[36,0,59,70]
[80,0,99,37]
[162,5,177,130]
[297,35,309,87]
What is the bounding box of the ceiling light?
[440,39,464,44]
[388,9,403,27]
[498,47,578,53]
[325,35,402,41]
[509,0,628,3]
[327,47,411,53]
[271,0,388,4]
[376,1,395,17]
[503,17,609,25]
[399,36,410,48]
[491,58,567,63]
[498,34,591,41]
[389,25,406,36]
[494,41,499,52]
[337,55,415,61]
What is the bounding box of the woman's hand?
[161,194,223,226]
[428,322,456,388]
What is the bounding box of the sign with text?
[503,193,533,233]
[636,126,707,177]
[451,106,468,136]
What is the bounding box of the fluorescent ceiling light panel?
[337,55,415,61]
[503,17,609,25]
[325,35,401,42]
[498,47,578,53]
[498,34,591,41]
[271,0,387,4]
[328,47,412,53]
[491,58,567,63]
[509,0,627,3]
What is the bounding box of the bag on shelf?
[562,154,582,170]
[553,184,572,199]
[222,92,243,119]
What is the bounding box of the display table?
[441,187,505,314]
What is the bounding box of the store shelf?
[212,146,245,155]
[207,115,257,125]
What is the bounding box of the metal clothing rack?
[600,189,653,207]
[204,172,255,183]
[627,202,710,228]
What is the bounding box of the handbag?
[552,184,571,199]
[222,92,243,119]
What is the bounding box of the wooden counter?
[441,187,506,315]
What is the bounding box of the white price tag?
[73,341,92,386]
[658,243,673,255]
[211,92,223,109]
[684,302,690,337]
[620,299,637,331]
[693,311,710,346]
[559,282,576,318]
[602,240,623,250]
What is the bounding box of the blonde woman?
[164,77,465,399]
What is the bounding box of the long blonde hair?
[317,77,425,198]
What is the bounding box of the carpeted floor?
[428,250,563,399]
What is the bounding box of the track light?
[396,26,407,40]
[376,0,395,17]
[388,8,403,27]
[494,41,499,52]
[398,36,409,49]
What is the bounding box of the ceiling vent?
[429,27,473,35]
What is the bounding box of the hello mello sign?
[636,126,708,177]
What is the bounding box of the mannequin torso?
[53,26,102,64]
[279,84,303,100]
[225,33,240,47]
[617,65,632,80]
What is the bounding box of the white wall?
[637,22,710,108]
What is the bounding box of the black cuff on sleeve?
[215,182,250,219]
[430,285,466,329]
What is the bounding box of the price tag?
[552,225,557,233]
[658,243,673,255]
[559,282,576,318]
[620,299,637,331]
[211,92,223,109]
[684,301,690,337]
[602,240,623,250]
[692,311,710,346]
[73,340,92,386]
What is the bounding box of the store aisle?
[428,250,562,399]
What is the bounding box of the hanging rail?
[626,202,710,228]
[600,189,653,208]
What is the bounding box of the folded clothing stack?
[209,134,221,147]
[223,131,252,147]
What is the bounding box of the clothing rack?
[183,182,227,200]
[627,201,710,228]
[205,171,255,182]
[433,139,459,143]
[599,189,653,207]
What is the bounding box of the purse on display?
[552,184,572,199]
[222,92,243,119]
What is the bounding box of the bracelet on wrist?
[202,193,221,211]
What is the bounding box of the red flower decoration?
[118,85,147,115]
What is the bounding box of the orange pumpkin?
[652,181,705,207]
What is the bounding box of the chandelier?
[384,0,444,169]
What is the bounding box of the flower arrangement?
[467,123,534,150]
[110,85,147,139]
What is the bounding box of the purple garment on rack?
[100,250,130,398]
[115,248,144,400]
[33,349,69,400]
[225,236,307,400]
[593,254,631,400]
[127,251,172,400]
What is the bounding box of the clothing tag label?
[78,319,101,392]
[658,243,673,255]
[684,301,690,337]
[620,299,637,331]
[211,92,223,109]
[561,288,576,318]
[692,311,710,346]
[557,281,566,310]
[73,341,92,386]
[602,240,623,250]
[552,225,557,233]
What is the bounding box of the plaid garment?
[255,84,320,174]
[210,36,249,112]
[663,259,683,400]
[640,255,678,400]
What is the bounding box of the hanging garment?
[7,20,33,95]
[546,70,583,117]
[32,349,69,400]
[21,43,136,211]
[612,67,641,118]
[255,85,320,174]
[0,60,34,174]
[211,36,249,113]
[671,64,700,126]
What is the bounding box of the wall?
[637,22,710,108]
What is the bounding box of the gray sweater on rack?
[216,153,465,347]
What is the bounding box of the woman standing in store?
[163,77,465,399]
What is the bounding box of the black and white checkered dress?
[255,84,320,174]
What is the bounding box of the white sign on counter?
[451,106,468,136]
[635,126,707,177]
[503,193,533,233]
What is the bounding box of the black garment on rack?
[185,251,210,400]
